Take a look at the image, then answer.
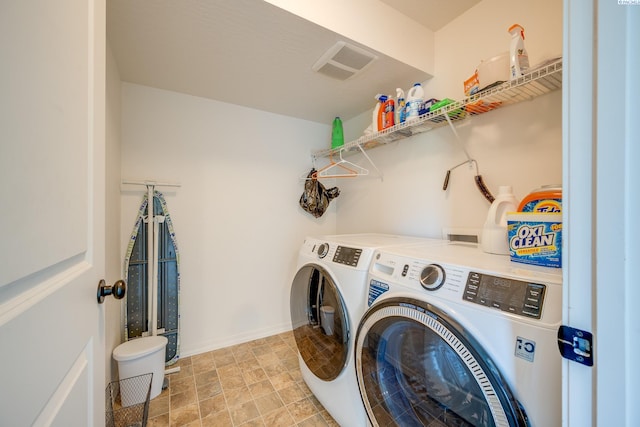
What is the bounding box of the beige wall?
[119,83,336,356]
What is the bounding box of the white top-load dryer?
[289,234,439,427]
[356,241,562,427]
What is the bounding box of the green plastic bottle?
[331,116,344,149]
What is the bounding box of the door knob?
[97,279,126,304]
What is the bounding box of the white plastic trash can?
[320,305,335,336]
[113,336,167,406]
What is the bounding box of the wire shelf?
[312,58,563,160]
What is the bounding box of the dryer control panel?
[463,272,546,319]
[333,246,362,267]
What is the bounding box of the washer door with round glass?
[290,264,350,381]
[355,297,528,427]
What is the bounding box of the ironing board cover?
[123,191,180,365]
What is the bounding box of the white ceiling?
[379,0,481,31]
[107,0,480,125]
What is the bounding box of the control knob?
[317,243,329,259]
[420,264,445,291]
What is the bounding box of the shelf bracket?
[444,113,472,163]
[354,143,384,181]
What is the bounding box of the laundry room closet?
[107,0,561,365]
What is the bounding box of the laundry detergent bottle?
[372,94,384,132]
[395,88,406,124]
[481,185,518,255]
[331,116,344,149]
[378,95,395,130]
[508,24,529,79]
[406,83,424,121]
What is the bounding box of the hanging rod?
[121,180,181,188]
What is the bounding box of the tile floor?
[146,331,339,426]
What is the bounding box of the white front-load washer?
[290,234,438,427]
[356,241,562,427]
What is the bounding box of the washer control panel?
[463,271,546,319]
[333,246,362,266]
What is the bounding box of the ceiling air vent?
[312,41,378,81]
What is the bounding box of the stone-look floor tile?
[171,387,198,411]
[217,364,242,379]
[242,367,267,385]
[277,384,306,405]
[219,374,246,390]
[198,393,227,419]
[320,410,340,427]
[274,346,296,359]
[213,351,236,368]
[193,360,216,375]
[201,410,233,427]
[237,358,260,371]
[262,362,287,378]
[298,413,329,427]
[197,380,223,400]
[156,385,171,400]
[223,385,253,406]
[228,400,260,425]
[254,391,284,416]
[265,334,283,345]
[149,395,170,418]
[174,356,193,368]
[256,352,280,367]
[171,376,196,396]
[147,333,338,426]
[191,351,214,366]
[297,380,314,397]
[287,366,303,382]
[238,417,266,427]
[169,402,200,426]
[261,406,296,427]
[269,372,295,391]
[170,364,195,381]
[251,344,272,357]
[287,397,319,424]
[248,379,275,399]
[250,338,267,348]
[147,413,170,427]
[307,393,323,410]
[192,358,214,376]
[194,369,219,385]
[231,342,253,354]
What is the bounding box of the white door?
[0,1,106,426]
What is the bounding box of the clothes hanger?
[313,148,369,179]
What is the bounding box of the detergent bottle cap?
[379,95,388,102]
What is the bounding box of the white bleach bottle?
[406,83,424,121]
[481,185,518,255]
[508,24,529,79]
[395,88,406,124]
